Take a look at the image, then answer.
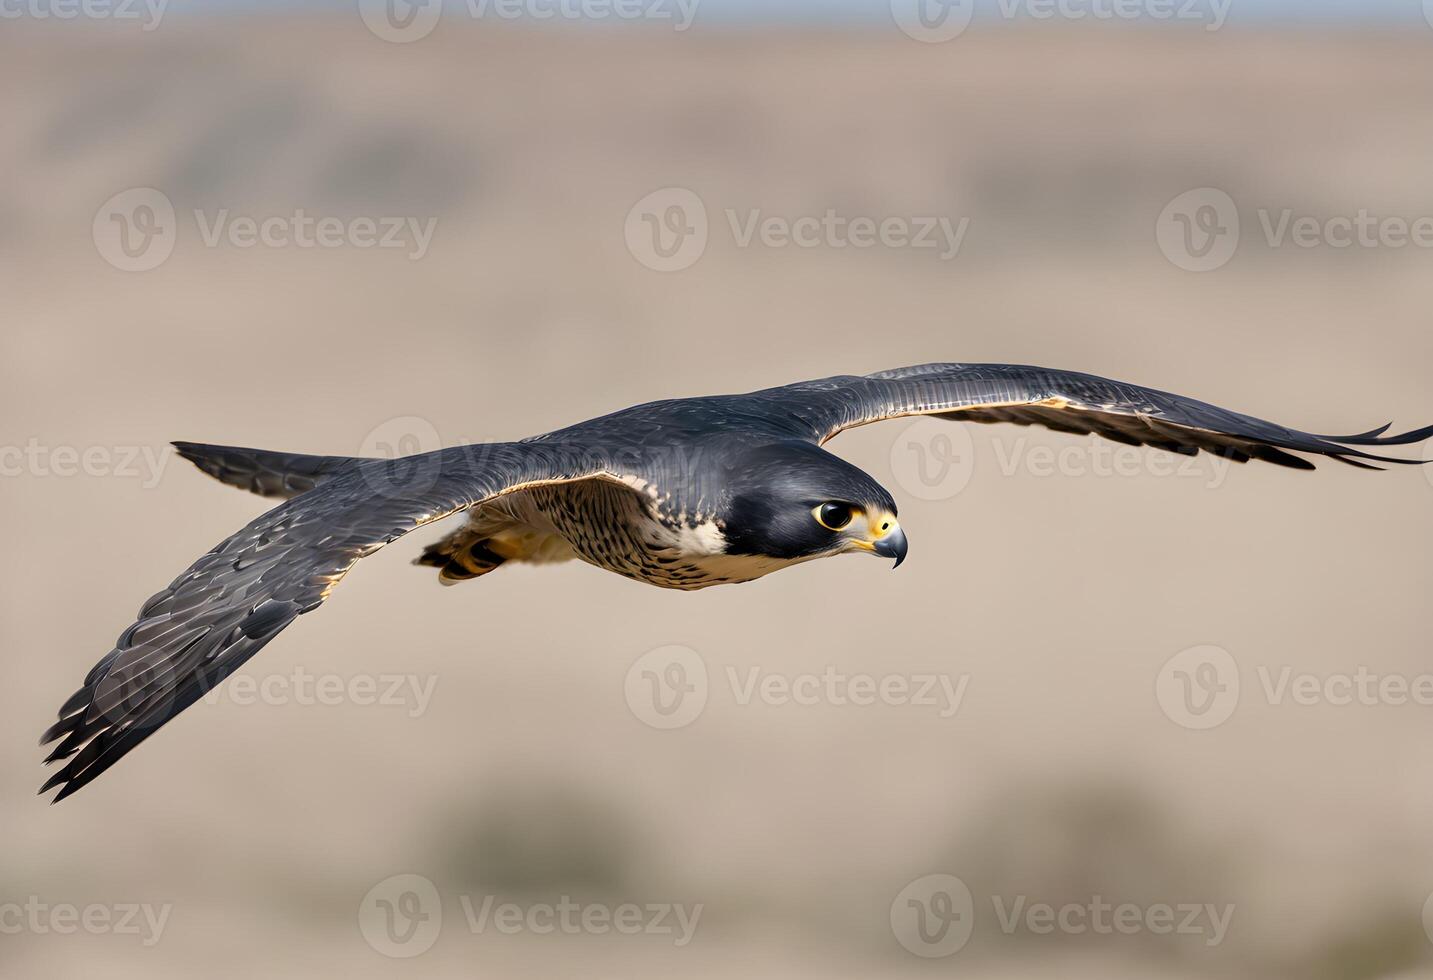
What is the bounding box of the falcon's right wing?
[758,363,1433,470]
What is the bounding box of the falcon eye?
[814,502,854,531]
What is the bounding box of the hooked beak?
[870,524,908,568]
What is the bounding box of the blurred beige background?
[4,11,1433,979]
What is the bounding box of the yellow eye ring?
[813,502,854,531]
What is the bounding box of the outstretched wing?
[761,363,1433,470]
[171,441,367,499]
[39,442,623,802]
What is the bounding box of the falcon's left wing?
[39,441,626,802]
[759,363,1433,470]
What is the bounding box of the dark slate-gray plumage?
[40,363,1433,801]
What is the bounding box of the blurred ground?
[4,15,1433,979]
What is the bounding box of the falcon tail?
[172,442,362,499]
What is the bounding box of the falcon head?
[718,441,907,567]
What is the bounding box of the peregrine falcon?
[39,363,1433,801]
